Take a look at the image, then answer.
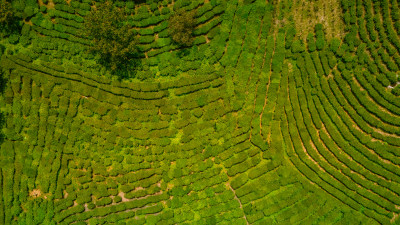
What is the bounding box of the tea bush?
[0,0,400,224]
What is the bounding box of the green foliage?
[329,38,341,53]
[250,135,268,151]
[168,9,197,46]
[392,85,400,96]
[307,33,316,52]
[0,0,21,36]
[81,1,139,74]
[96,197,113,207]
[2,1,400,224]
[292,40,305,53]
[196,95,207,107]
[315,23,325,50]
[285,26,296,49]
[0,0,13,25]
[231,173,248,190]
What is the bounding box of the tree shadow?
[176,48,191,58]
[127,0,146,4]
[0,14,22,39]
[97,48,143,80]
[114,56,143,81]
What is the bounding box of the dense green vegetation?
[0,0,399,224]
[0,0,13,25]
[0,0,20,38]
[0,61,4,144]
[81,1,139,76]
[168,9,197,46]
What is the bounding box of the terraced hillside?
[0,0,400,224]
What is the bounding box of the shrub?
[114,195,122,203]
[329,38,341,53]
[168,9,197,46]
[291,40,305,53]
[285,26,296,49]
[271,52,284,73]
[76,190,92,205]
[307,33,316,52]
[87,203,96,210]
[250,135,268,151]
[230,173,248,190]
[96,197,113,207]
[327,51,337,69]
[80,1,139,75]
[392,85,400,96]
[161,7,170,15]
[315,26,325,50]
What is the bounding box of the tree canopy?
[81,1,139,75]
[168,9,197,46]
[0,0,13,25]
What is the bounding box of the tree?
[81,1,139,76]
[168,9,197,46]
[0,0,20,37]
[0,0,13,25]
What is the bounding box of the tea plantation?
[0,0,400,224]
